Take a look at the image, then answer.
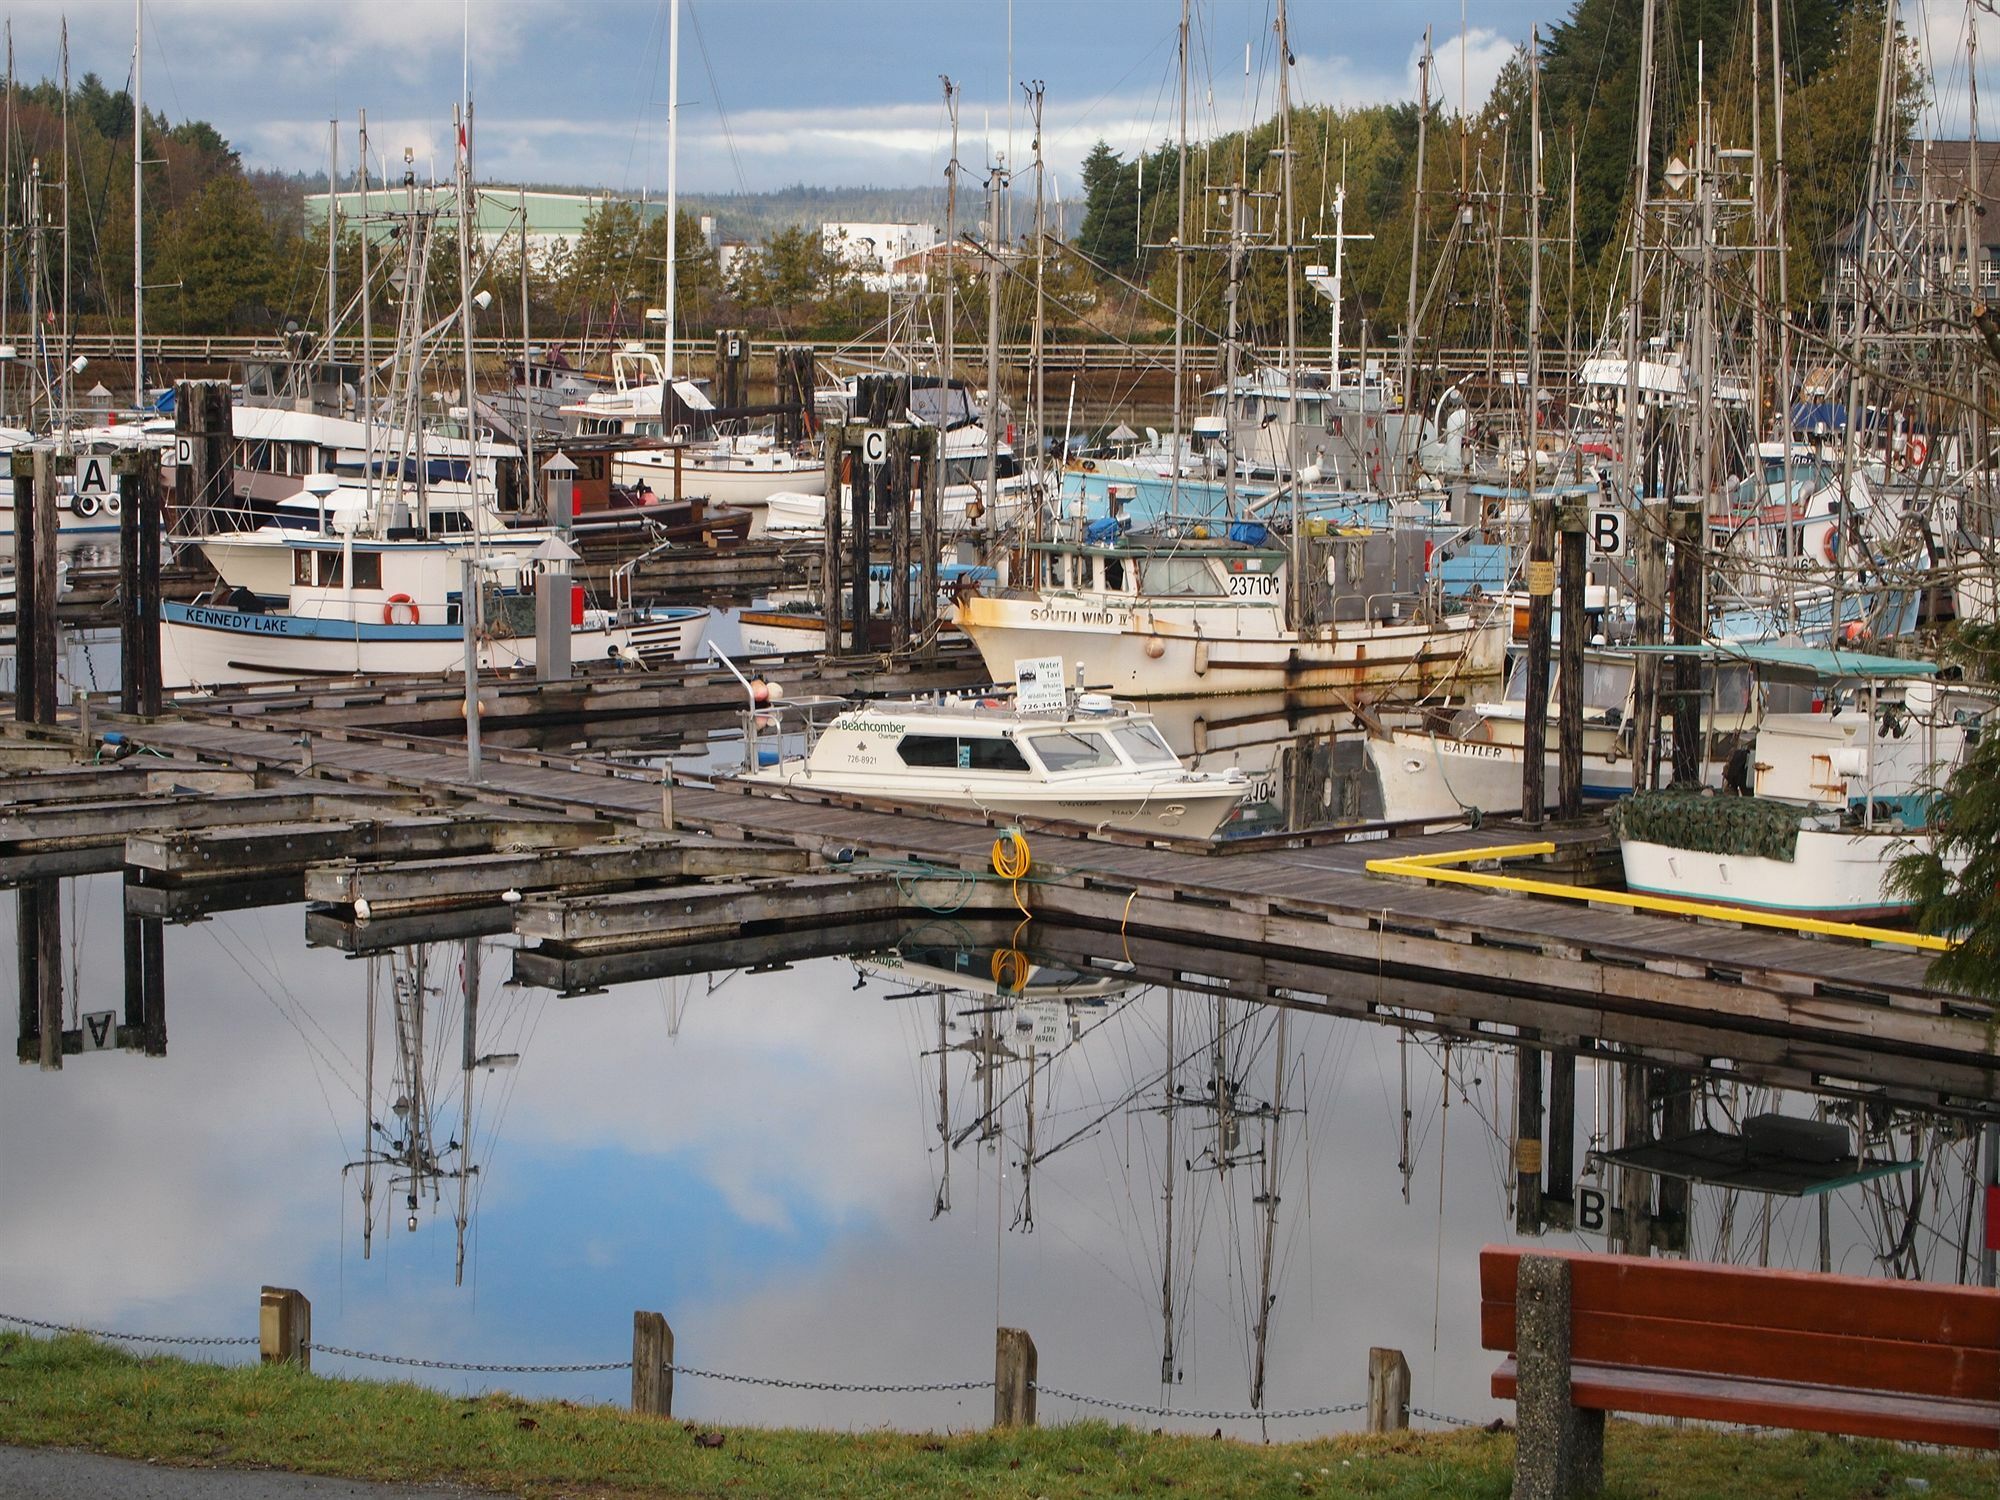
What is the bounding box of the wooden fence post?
[632,1311,673,1418]
[259,1286,310,1370]
[993,1327,1037,1429]
[1367,1346,1410,1433]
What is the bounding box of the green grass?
[0,1331,1994,1498]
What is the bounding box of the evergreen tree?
[1076,141,1140,277]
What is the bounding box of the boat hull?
[1367,729,1641,822]
[956,595,1506,700]
[744,767,1244,840]
[1617,829,1932,922]
[159,602,708,689]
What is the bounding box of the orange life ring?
[1820,526,1838,565]
[383,593,420,625]
[1906,436,1928,467]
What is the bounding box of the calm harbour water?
[0,871,1919,1438]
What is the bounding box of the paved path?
[0,1447,507,1500]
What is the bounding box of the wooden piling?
[173,380,233,534]
[715,330,749,411]
[1366,1347,1411,1433]
[1614,1063,1653,1255]
[887,423,913,652]
[631,1311,673,1418]
[1515,1033,1545,1235]
[1556,498,1587,819]
[259,1286,311,1369]
[821,423,846,654]
[16,875,60,1069]
[1544,1047,1576,1230]
[917,426,941,657]
[774,345,817,446]
[117,448,164,717]
[15,448,58,727]
[1667,502,1704,786]
[993,1327,1037,1428]
[850,433,872,653]
[1520,492,1555,823]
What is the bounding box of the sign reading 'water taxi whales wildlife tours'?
[1014,657,1067,713]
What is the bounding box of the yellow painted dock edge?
[1364,841,1954,954]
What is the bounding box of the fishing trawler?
[954,520,1504,700]
[1611,648,1981,920]
[737,656,1247,838]
[160,484,707,688]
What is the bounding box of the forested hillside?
[0,0,1919,355]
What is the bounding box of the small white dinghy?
[731,653,1248,839]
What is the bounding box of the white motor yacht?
[736,658,1247,839]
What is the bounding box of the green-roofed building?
[302,188,668,259]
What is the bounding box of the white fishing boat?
[1610,648,1982,921]
[1366,648,1757,822]
[160,490,707,689]
[954,522,1505,700]
[736,655,1247,838]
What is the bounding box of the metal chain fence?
[1031,1385,1369,1423]
[0,1311,256,1348]
[1410,1404,1489,1428]
[2,1311,1491,1430]
[307,1345,632,1375]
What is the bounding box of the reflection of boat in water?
[341,940,518,1285]
[853,938,1134,1005]
[737,670,1247,840]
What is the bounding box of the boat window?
[351,550,383,590]
[1102,555,1127,591]
[1706,664,1753,717]
[1044,553,1067,589]
[1580,659,1633,710]
[1111,723,1178,766]
[1138,557,1225,596]
[316,550,344,588]
[1504,658,1529,702]
[1029,730,1118,773]
[897,734,1030,772]
[293,550,312,586]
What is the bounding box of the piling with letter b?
[259,1286,310,1369]
[993,1327,1037,1428]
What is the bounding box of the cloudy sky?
[6,0,1544,199]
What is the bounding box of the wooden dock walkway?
[111,707,1996,1113]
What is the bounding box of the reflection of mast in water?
[345,938,514,1286]
[1174,992,1294,1411]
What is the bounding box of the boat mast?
[3,23,13,425]
[1221,184,1244,520]
[1397,32,1430,488]
[325,117,338,369]
[1836,0,1902,630]
[663,0,679,384]
[359,111,374,529]
[1623,0,1660,789]
[58,22,70,438]
[1170,0,1188,517]
[942,75,957,436]
[1028,80,1047,535]
[984,160,1004,537]
[132,0,142,406]
[1770,0,1791,455]
[1159,989,1177,1385]
[1277,0,1303,631]
[455,98,480,542]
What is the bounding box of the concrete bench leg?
[1514,1254,1604,1500]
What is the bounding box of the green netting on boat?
[1608,789,1807,862]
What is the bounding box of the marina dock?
[2,666,1978,1121]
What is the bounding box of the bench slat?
[1491,1357,2000,1451]
[1482,1244,2000,1349]
[1478,1302,1998,1402]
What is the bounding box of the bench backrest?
[1480,1244,2000,1402]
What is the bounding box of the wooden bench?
[1479,1244,2000,1499]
